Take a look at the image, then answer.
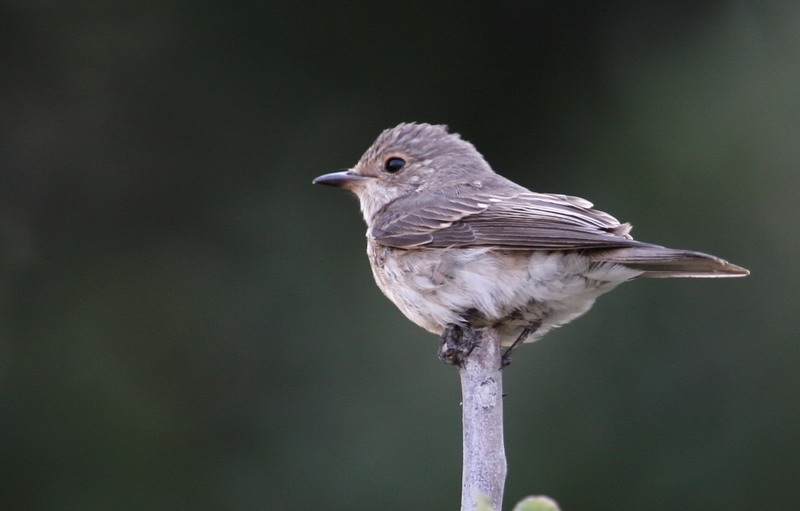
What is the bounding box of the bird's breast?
[366,240,638,343]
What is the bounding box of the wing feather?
[370,188,643,250]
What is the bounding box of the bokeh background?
[2,1,798,510]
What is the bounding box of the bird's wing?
[370,189,644,250]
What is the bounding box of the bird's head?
[313,123,494,223]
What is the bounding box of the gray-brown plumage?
[314,123,749,363]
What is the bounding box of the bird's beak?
[312,170,371,189]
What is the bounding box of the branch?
[458,327,506,511]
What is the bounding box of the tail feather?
[592,245,750,278]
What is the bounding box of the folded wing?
[370,187,748,278]
[370,188,641,250]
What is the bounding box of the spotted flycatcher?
[314,123,749,365]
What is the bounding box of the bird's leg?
[438,323,480,367]
[501,320,542,368]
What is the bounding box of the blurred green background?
[2,1,797,510]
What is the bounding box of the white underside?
[368,244,643,346]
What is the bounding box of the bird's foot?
[500,320,541,369]
[437,323,480,367]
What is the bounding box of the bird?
[313,123,749,366]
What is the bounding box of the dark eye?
[384,157,406,173]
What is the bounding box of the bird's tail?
[591,245,750,278]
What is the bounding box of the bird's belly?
[368,244,640,345]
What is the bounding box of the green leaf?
[511,495,562,511]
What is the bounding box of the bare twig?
[459,327,507,511]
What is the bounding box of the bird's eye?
[384,157,406,173]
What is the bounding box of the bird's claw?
[438,324,480,367]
